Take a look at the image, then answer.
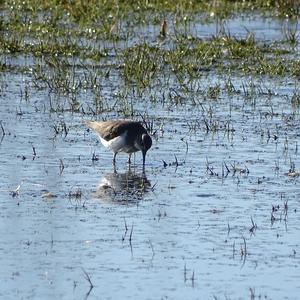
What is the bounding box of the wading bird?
[84,120,152,168]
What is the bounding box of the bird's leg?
[113,163,117,174]
[127,153,132,164]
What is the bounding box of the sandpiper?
[84,120,152,168]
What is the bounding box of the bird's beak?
[142,150,147,169]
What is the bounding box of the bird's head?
[139,133,152,168]
[141,133,152,152]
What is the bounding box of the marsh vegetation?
[0,1,299,299]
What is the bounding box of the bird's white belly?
[99,131,136,153]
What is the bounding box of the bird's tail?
[82,120,105,134]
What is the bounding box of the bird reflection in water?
[93,168,151,204]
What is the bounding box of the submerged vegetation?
[0,0,300,112]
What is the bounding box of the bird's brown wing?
[101,121,133,140]
[84,120,145,141]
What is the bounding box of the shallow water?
[0,15,300,300]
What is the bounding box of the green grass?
[1,0,300,112]
[1,0,299,50]
[118,34,300,88]
[120,43,161,87]
[2,1,300,24]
